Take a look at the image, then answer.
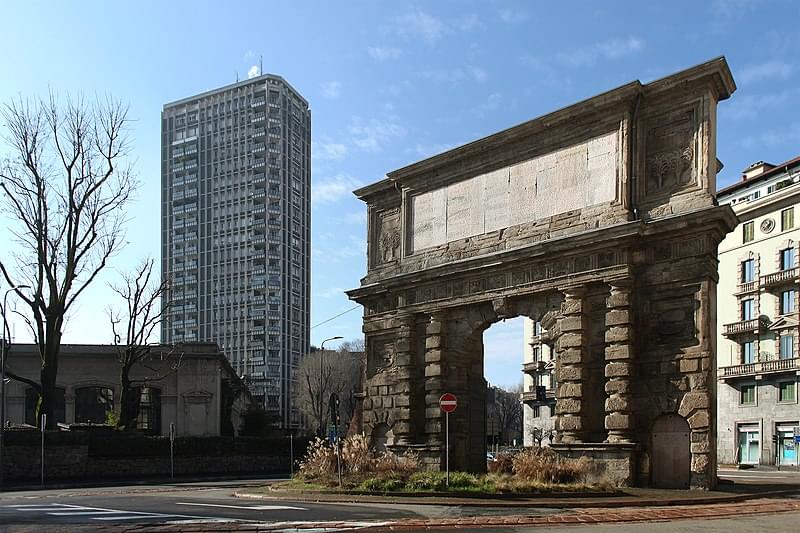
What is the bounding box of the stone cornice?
[348,205,736,301]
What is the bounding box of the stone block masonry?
[348,57,738,489]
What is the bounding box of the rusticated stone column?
[555,287,587,443]
[604,279,635,443]
[424,311,447,447]
[392,313,416,445]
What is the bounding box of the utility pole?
[1,285,29,490]
[317,336,342,437]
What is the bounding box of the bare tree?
[0,95,135,428]
[532,426,553,447]
[108,258,175,430]
[294,342,362,437]
[490,383,524,445]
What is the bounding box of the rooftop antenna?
[235,71,239,83]
[260,55,263,76]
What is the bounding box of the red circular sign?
[439,393,458,413]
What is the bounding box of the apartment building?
[161,74,311,428]
[717,156,800,466]
[521,318,556,446]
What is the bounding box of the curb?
[233,487,800,508]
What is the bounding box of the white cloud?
[411,142,459,158]
[312,174,362,205]
[453,13,482,31]
[498,8,528,24]
[348,117,407,151]
[395,11,448,43]
[317,287,347,299]
[558,36,644,66]
[738,60,793,85]
[368,46,402,61]
[344,211,368,225]
[247,65,260,79]
[418,65,489,86]
[313,139,348,161]
[738,122,800,150]
[321,80,342,99]
[476,92,502,117]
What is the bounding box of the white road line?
[176,502,307,511]
[49,511,129,516]
[93,515,181,521]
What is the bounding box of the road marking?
[4,503,205,522]
[176,502,307,511]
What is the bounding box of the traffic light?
[329,393,340,426]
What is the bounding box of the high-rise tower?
[161,74,311,428]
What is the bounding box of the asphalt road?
[0,469,797,530]
[0,481,560,528]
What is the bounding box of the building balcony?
[252,113,266,123]
[251,98,266,108]
[253,128,266,138]
[520,386,555,404]
[252,159,266,169]
[760,268,799,289]
[722,317,769,338]
[718,357,800,380]
[734,280,760,296]
[522,360,549,374]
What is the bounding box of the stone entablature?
[348,58,737,489]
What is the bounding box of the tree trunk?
[118,365,140,430]
[39,319,62,429]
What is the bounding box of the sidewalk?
[233,483,800,508]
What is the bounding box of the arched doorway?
[651,414,691,489]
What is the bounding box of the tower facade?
[161,74,311,428]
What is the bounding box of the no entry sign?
[439,393,458,413]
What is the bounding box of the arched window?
[135,386,162,435]
[75,386,114,424]
[24,388,66,426]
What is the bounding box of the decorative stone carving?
[375,208,401,265]
[645,110,696,196]
[367,338,396,377]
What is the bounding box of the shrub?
[511,447,591,484]
[405,470,448,491]
[358,477,404,492]
[488,452,514,474]
[297,438,336,480]
[372,450,420,479]
[341,434,372,475]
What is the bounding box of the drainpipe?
[629,92,642,220]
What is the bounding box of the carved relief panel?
[367,336,396,378]
[373,208,401,266]
[643,106,698,198]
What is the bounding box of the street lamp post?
[1,284,30,490]
[318,336,343,438]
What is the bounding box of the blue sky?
[1,0,799,389]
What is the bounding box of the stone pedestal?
[551,442,639,486]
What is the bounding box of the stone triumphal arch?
[347,58,737,489]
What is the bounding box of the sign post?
[40,413,46,487]
[169,422,176,480]
[439,393,457,487]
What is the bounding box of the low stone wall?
[3,431,305,482]
[550,442,638,486]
